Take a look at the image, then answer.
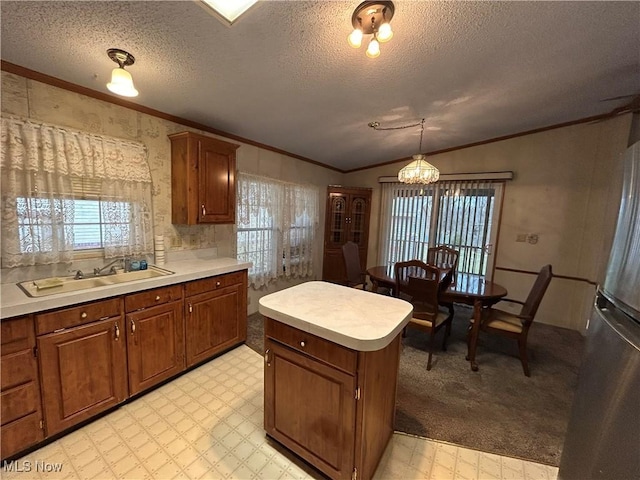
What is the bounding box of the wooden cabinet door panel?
[264,339,356,480]
[38,317,127,436]
[127,301,185,396]
[199,148,235,223]
[185,285,244,367]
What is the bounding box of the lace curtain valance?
[1,116,154,267]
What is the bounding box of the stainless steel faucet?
[93,258,124,276]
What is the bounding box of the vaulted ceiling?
[1,1,638,172]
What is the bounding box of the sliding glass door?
[378,179,504,279]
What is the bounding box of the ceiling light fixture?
[369,118,440,184]
[200,0,259,25]
[348,1,395,58]
[106,48,139,98]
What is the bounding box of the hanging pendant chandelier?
[369,118,440,184]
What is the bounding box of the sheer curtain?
[237,173,319,288]
[1,116,154,267]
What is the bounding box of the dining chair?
[342,241,367,289]
[426,245,459,284]
[471,264,553,376]
[427,245,459,314]
[394,260,454,370]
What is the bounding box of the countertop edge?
[258,282,414,352]
[1,258,251,319]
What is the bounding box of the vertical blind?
[378,179,503,275]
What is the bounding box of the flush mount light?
[348,1,395,58]
[106,48,138,98]
[200,0,259,25]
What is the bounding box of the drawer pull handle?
[131,319,136,335]
[264,349,271,366]
[81,312,88,319]
[155,295,161,301]
[300,341,306,348]
[115,324,120,341]
[201,204,206,216]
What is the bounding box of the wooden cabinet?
[125,285,185,396]
[263,318,401,480]
[184,271,247,367]
[169,131,240,225]
[1,315,44,459]
[322,186,372,285]
[37,300,127,436]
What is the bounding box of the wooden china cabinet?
[322,186,372,285]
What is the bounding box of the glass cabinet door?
[327,193,348,248]
[349,195,368,246]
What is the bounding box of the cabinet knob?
[216,281,221,287]
[155,295,161,301]
[300,341,306,348]
[81,312,88,319]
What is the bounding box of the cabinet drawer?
[1,349,35,391]
[0,413,43,460]
[125,284,183,313]
[185,271,246,297]
[265,318,357,375]
[36,298,122,335]
[1,316,33,354]
[1,382,39,426]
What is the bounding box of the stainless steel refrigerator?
[558,140,640,479]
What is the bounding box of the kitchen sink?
[17,266,175,298]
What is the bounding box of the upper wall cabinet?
[169,132,240,224]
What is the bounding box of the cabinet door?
[347,193,370,248]
[1,316,44,459]
[198,137,236,224]
[38,317,127,436]
[126,301,185,396]
[264,339,356,480]
[325,191,349,250]
[185,284,245,367]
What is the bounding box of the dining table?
[366,265,508,372]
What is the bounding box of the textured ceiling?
[1,1,639,172]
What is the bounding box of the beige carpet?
[245,306,583,466]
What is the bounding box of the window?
[1,115,153,268]
[237,173,319,288]
[379,177,505,278]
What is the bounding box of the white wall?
[343,115,632,331]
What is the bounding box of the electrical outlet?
[171,236,182,248]
[516,233,527,242]
[527,234,539,244]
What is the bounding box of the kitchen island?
[259,281,413,480]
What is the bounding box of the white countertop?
[1,256,251,319]
[258,281,413,352]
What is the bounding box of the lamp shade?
[107,67,138,97]
[398,154,440,184]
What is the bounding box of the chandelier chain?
[368,118,426,152]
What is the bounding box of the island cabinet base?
[263,318,401,480]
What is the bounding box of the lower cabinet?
[125,285,185,396]
[2,269,247,461]
[126,301,185,396]
[184,271,247,367]
[38,315,128,436]
[0,316,44,459]
[264,318,401,480]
